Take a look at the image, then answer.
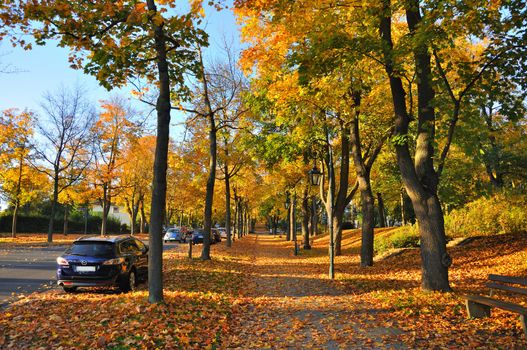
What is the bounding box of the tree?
[34,85,94,243]
[180,48,247,260]
[118,135,155,235]
[217,129,248,247]
[15,0,207,303]
[0,109,46,237]
[91,97,138,235]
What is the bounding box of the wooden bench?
[465,274,527,337]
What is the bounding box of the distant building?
[91,203,131,227]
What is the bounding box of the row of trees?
[0,91,155,239]
[232,0,527,292]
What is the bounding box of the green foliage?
[390,134,411,146]
[444,193,527,237]
[375,225,420,254]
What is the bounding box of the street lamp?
[308,164,322,186]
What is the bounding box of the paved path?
[225,234,406,349]
[0,241,183,307]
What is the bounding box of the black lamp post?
[292,193,298,255]
[308,164,322,187]
[284,191,291,241]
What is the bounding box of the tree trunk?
[332,211,343,255]
[225,166,232,247]
[335,123,351,256]
[302,187,311,249]
[63,205,69,236]
[244,202,249,236]
[201,112,216,260]
[147,0,171,303]
[349,102,376,267]
[130,210,136,236]
[311,197,318,236]
[11,201,19,239]
[84,207,89,235]
[360,187,375,266]
[286,203,292,241]
[233,193,238,240]
[407,2,451,291]
[481,110,504,188]
[380,1,451,291]
[377,192,386,228]
[333,218,343,256]
[11,153,24,238]
[140,200,146,233]
[47,174,59,243]
[224,137,232,247]
[130,196,140,235]
[101,185,110,236]
[400,188,407,225]
[240,202,245,237]
[291,193,296,243]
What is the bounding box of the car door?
[118,240,135,272]
[132,239,148,278]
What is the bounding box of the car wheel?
[119,269,136,293]
[63,286,77,293]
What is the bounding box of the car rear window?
[67,242,115,257]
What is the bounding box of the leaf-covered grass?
[0,233,150,249]
[0,242,245,350]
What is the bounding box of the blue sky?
[0,3,242,140]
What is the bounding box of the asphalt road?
[0,241,183,307]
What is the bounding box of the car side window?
[134,239,146,252]
[120,240,135,254]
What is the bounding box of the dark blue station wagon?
[56,236,148,293]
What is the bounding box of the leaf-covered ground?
[0,230,526,349]
[225,231,527,349]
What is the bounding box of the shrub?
[444,193,527,237]
[341,222,355,230]
[375,225,420,255]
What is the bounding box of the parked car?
[218,228,228,239]
[56,236,148,293]
[211,228,221,243]
[192,229,204,245]
[164,228,185,243]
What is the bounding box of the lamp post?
[305,163,322,250]
[284,191,291,242]
[292,193,298,256]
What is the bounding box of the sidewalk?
[224,234,406,349]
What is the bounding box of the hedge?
[0,214,127,234]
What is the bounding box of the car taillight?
[56,257,69,266]
[103,258,125,265]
